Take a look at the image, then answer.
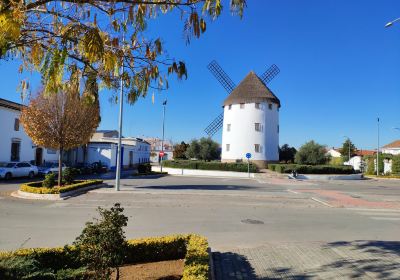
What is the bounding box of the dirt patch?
[115,259,184,280]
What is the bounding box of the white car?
[38,162,67,175]
[0,162,38,180]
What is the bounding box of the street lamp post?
[377,117,380,176]
[160,100,167,172]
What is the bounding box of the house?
[326,148,341,158]
[381,140,400,155]
[144,137,173,162]
[0,98,58,165]
[73,130,151,169]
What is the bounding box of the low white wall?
[152,166,255,178]
[293,174,363,180]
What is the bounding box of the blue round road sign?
[246,153,252,159]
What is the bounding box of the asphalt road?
[0,175,399,279]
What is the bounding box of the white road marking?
[370,217,400,221]
[356,212,400,216]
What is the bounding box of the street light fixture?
[385,18,400,28]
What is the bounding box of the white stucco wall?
[326,149,341,158]
[221,101,279,162]
[381,148,400,155]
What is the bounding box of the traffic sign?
[159,151,165,157]
[246,153,252,159]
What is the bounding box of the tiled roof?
[223,71,280,107]
[382,140,400,149]
[354,150,376,156]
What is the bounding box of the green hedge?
[0,234,209,280]
[163,160,258,173]
[20,180,103,194]
[392,156,400,175]
[268,164,355,174]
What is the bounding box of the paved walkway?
[213,241,400,279]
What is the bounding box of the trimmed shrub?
[62,168,78,185]
[42,173,56,188]
[163,160,258,173]
[20,180,103,194]
[138,163,151,174]
[272,164,354,174]
[392,156,400,175]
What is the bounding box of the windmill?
[204,60,280,137]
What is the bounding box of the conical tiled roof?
[222,71,280,107]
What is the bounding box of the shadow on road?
[136,184,256,191]
[213,240,400,279]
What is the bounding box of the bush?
[392,156,400,175]
[271,164,354,174]
[295,141,329,165]
[20,180,103,194]
[73,203,128,279]
[163,160,258,173]
[138,163,151,174]
[42,173,56,188]
[62,168,78,185]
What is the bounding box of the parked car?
[90,162,108,173]
[38,162,67,176]
[73,163,93,175]
[0,162,38,180]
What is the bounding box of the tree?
[341,138,357,162]
[295,140,329,165]
[279,144,297,163]
[185,137,220,161]
[173,141,189,159]
[73,203,128,280]
[20,90,100,186]
[0,1,245,102]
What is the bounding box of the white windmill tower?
[205,61,281,168]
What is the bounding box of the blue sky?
[1,0,400,149]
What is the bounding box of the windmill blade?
[207,60,236,93]
[260,64,280,85]
[204,113,223,137]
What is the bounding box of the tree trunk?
[58,148,63,186]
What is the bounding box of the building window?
[47,149,57,154]
[227,124,231,132]
[10,140,21,161]
[255,103,260,109]
[255,123,261,132]
[14,118,19,131]
[226,144,230,152]
[240,103,245,109]
[255,144,261,153]
[228,104,232,110]
[277,125,279,133]
[268,103,273,110]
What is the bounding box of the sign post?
[159,151,165,172]
[245,153,252,178]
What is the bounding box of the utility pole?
[115,9,125,191]
[377,117,380,176]
[160,100,167,172]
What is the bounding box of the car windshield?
[5,163,16,168]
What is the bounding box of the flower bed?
[0,234,209,280]
[20,180,103,194]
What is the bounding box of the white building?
[381,140,400,155]
[73,130,150,169]
[221,71,280,168]
[144,137,173,162]
[326,148,342,158]
[0,98,58,165]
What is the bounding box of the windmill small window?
[268,103,273,110]
[255,144,261,153]
[255,123,261,132]
[14,118,19,131]
[227,124,231,132]
[226,144,230,152]
[240,103,245,109]
[228,104,232,110]
[255,103,260,109]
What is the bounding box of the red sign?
[159,151,165,157]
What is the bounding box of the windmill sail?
[207,60,236,93]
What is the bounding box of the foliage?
[364,154,385,175]
[173,141,189,159]
[392,156,400,175]
[329,157,343,166]
[20,180,103,194]
[0,0,245,102]
[268,164,354,174]
[340,138,357,162]
[185,138,220,161]
[62,168,78,185]
[295,141,329,165]
[0,234,209,280]
[279,144,297,163]
[73,203,128,280]
[20,90,100,186]
[137,163,151,174]
[163,160,258,173]
[42,172,56,188]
